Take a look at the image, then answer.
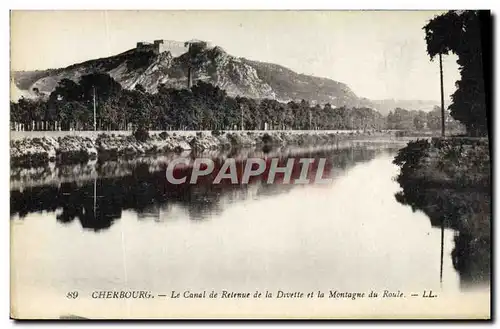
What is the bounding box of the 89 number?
[66,291,79,299]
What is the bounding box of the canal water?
[11,140,484,313]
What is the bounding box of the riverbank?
[393,137,490,286]
[10,130,398,167]
[393,137,490,235]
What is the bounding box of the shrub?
[393,139,430,168]
[212,129,222,137]
[134,127,150,142]
[226,133,238,145]
[159,131,169,139]
[261,133,273,144]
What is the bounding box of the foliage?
[393,139,430,169]
[211,129,222,137]
[387,108,415,130]
[431,138,490,187]
[424,10,488,136]
[386,106,464,132]
[261,133,273,144]
[133,126,150,142]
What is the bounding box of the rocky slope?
[12,41,374,108]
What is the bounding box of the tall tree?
[424,10,488,136]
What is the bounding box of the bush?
[226,133,238,145]
[134,127,150,142]
[392,139,430,167]
[261,133,273,144]
[212,129,222,137]
[159,131,169,139]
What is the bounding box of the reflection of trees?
[452,233,490,286]
[396,186,490,288]
[11,146,385,231]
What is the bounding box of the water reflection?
[13,141,474,299]
[11,143,399,230]
[394,172,491,289]
[11,141,489,292]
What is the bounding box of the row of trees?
[10,73,454,132]
[387,107,464,131]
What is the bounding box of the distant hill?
[370,99,440,116]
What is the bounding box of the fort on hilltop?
[135,39,213,57]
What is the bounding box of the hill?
[12,40,375,109]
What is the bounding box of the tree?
[191,81,229,129]
[426,106,442,131]
[413,110,427,130]
[100,96,121,130]
[59,101,89,130]
[237,97,258,130]
[387,108,414,130]
[120,89,152,130]
[47,74,123,130]
[424,10,488,136]
[13,97,48,131]
[79,73,123,109]
[49,78,82,103]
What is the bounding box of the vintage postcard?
[9,10,491,319]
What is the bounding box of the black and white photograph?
[8,9,491,319]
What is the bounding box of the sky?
[10,10,461,101]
